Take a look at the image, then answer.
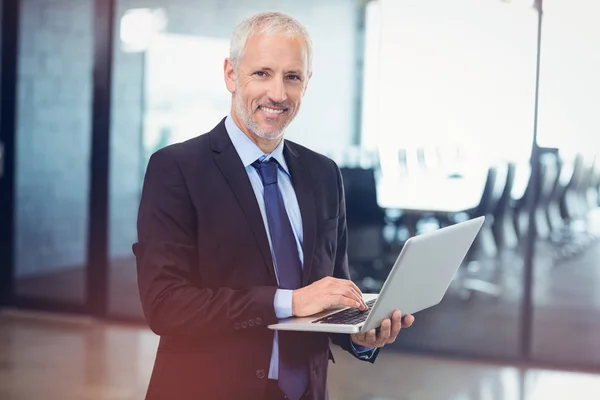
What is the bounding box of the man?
[134,11,414,400]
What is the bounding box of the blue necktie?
[253,158,308,400]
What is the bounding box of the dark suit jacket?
[133,118,379,400]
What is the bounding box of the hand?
[292,277,368,317]
[350,310,415,348]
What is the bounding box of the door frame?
[0,0,115,317]
[86,0,114,317]
[0,0,19,308]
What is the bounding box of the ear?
[224,58,236,93]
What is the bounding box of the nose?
[267,76,287,104]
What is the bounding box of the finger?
[331,294,363,310]
[402,314,415,328]
[330,286,366,310]
[351,332,367,346]
[388,310,403,343]
[331,278,367,309]
[342,286,365,307]
[331,279,366,309]
[343,280,368,308]
[366,329,377,346]
[377,319,391,346]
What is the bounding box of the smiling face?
[224,32,311,150]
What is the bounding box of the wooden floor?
[1,309,600,400]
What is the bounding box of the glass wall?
[107,0,364,319]
[532,0,600,367]
[360,0,539,359]
[14,0,94,304]
[5,0,599,372]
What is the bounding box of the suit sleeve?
[133,148,278,337]
[328,160,380,363]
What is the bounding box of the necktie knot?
[252,158,279,186]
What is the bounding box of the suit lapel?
[209,120,277,284]
[284,142,317,286]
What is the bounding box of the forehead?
[241,32,308,71]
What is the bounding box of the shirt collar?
[224,114,290,175]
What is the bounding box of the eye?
[287,75,301,81]
[254,71,268,77]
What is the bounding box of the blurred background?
[1,0,600,399]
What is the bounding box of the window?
[362,0,538,166]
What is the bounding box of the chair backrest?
[591,155,600,189]
[422,146,440,170]
[591,155,600,206]
[340,167,385,226]
[566,153,585,191]
[592,155,600,186]
[559,153,584,220]
[488,163,508,215]
[511,161,530,204]
[512,156,550,213]
[549,155,574,205]
[397,148,409,175]
[474,166,498,217]
[538,153,560,207]
[493,162,516,218]
[578,154,597,196]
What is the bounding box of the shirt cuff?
[274,289,293,319]
[350,339,377,359]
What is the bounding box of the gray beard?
[234,89,287,141]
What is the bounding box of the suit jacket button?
[255,317,262,325]
[241,321,247,329]
[256,369,266,379]
[248,319,255,327]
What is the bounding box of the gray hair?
[229,11,313,76]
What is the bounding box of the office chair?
[340,167,392,291]
[491,162,517,249]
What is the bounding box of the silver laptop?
[268,216,485,334]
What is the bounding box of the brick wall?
[15,0,362,277]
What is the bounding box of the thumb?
[351,333,365,343]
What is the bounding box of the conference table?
[377,171,487,213]
[376,171,488,237]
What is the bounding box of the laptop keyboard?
[312,299,376,325]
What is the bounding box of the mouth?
[257,105,287,116]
